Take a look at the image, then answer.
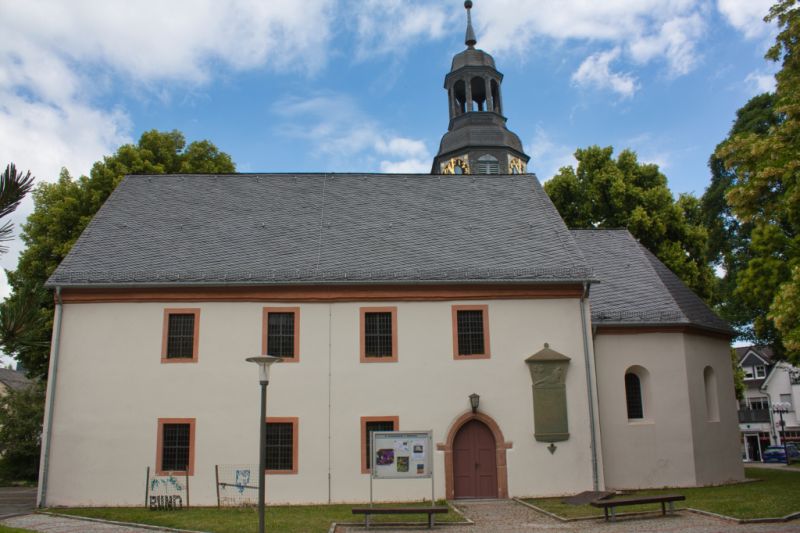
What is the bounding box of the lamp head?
[246,355,283,383]
[469,393,480,413]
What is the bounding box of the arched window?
[704,366,719,421]
[475,154,499,175]
[490,79,501,114]
[470,76,486,111]
[625,371,644,419]
[454,80,467,114]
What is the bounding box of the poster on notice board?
[371,431,433,479]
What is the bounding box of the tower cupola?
[432,1,529,175]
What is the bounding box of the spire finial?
[464,1,477,49]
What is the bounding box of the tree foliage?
[0,164,35,253]
[714,0,800,360]
[1,130,235,379]
[0,383,45,481]
[700,93,780,338]
[544,145,714,301]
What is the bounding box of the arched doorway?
[453,420,498,498]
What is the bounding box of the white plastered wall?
[682,334,745,485]
[43,297,600,506]
[595,331,744,489]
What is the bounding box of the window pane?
[364,312,393,357]
[167,314,195,359]
[365,420,395,470]
[267,313,295,358]
[457,310,485,355]
[625,373,643,419]
[162,423,190,471]
[265,422,294,471]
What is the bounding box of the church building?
[37,2,743,507]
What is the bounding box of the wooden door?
[453,420,498,498]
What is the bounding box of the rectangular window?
[755,365,767,379]
[743,367,755,380]
[360,416,398,473]
[263,308,300,362]
[265,417,298,474]
[359,307,398,362]
[157,418,195,475]
[451,305,490,359]
[161,309,200,363]
[780,394,794,411]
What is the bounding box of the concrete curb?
[686,507,800,524]
[38,511,211,533]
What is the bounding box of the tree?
[1,130,235,379]
[544,146,715,301]
[0,383,45,481]
[700,93,780,339]
[0,164,35,253]
[714,0,800,360]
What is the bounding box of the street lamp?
[246,355,282,533]
[772,402,791,466]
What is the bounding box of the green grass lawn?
[55,500,461,533]
[525,467,800,520]
[0,526,35,533]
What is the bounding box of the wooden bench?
[351,506,449,529]
[590,494,685,522]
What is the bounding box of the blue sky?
[0,0,779,303]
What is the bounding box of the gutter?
[579,281,599,491]
[38,286,64,508]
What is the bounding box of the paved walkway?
[337,499,800,533]
[0,487,36,519]
[1,513,193,533]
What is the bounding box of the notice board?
[371,431,433,479]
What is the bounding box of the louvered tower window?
[475,154,500,174]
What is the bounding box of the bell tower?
[432,1,530,175]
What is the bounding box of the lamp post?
[772,402,790,466]
[246,355,282,533]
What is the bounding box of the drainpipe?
[38,286,64,508]
[580,281,599,491]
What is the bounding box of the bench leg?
[365,513,370,530]
[610,507,616,522]
[603,507,608,521]
[662,502,666,516]
[668,501,675,514]
[429,513,434,529]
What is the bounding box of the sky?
[0,0,781,360]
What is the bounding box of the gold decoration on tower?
[441,157,470,175]
[509,157,526,174]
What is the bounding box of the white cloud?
[628,13,705,76]
[273,93,432,172]
[1,0,335,183]
[349,0,449,59]
[717,0,774,39]
[525,127,577,181]
[572,48,639,98]
[745,70,776,94]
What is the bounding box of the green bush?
[0,382,44,481]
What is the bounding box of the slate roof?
[47,173,592,287]
[571,229,733,335]
[735,346,774,365]
[0,368,31,392]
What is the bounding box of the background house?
[737,346,800,461]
